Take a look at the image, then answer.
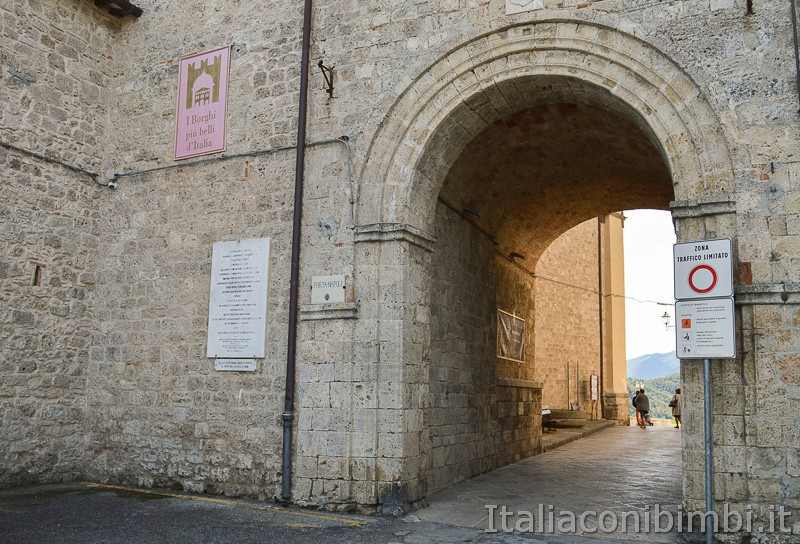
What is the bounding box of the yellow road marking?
[81,482,369,527]
[0,506,23,514]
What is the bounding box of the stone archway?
[352,20,736,505]
[358,19,734,230]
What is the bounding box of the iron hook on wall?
[318,60,335,99]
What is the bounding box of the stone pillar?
[603,392,631,424]
[601,214,629,424]
[350,224,435,509]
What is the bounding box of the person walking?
[669,388,682,428]
[635,389,650,429]
[632,389,641,427]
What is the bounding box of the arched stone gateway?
[353,20,737,507]
[6,2,800,541]
[358,19,735,229]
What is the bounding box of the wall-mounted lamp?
[661,311,674,330]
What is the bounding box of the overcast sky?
[623,209,677,360]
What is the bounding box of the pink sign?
[174,45,231,160]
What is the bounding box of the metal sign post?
[704,358,713,544]
[673,238,736,544]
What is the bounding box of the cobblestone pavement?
[418,425,691,543]
[0,426,696,543]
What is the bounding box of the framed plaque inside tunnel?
[497,309,525,363]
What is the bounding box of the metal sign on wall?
[673,239,735,360]
[311,274,346,304]
[674,238,733,300]
[675,298,736,359]
[174,45,231,160]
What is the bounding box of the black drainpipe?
[282,0,313,503]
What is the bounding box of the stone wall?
[427,201,542,495]
[0,149,100,487]
[0,0,116,487]
[3,0,800,538]
[678,207,800,534]
[84,155,297,497]
[1,0,117,169]
[84,136,355,499]
[535,219,602,414]
[107,0,304,165]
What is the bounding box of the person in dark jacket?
[670,388,682,428]
[635,389,650,429]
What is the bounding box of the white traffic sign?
[674,239,733,300]
[675,298,736,359]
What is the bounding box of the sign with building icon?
[174,45,231,160]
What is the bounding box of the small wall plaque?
[311,274,346,304]
[215,359,257,372]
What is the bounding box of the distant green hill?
[627,372,680,420]
[627,352,680,379]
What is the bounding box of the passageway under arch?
[421,74,675,496]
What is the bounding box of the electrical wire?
[0,140,103,186]
[114,138,347,180]
[504,250,673,305]
[439,194,673,306]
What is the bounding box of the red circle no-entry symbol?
[688,264,717,294]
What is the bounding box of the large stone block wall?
[427,201,541,495]
[0,0,116,487]
[0,149,100,487]
[107,0,304,165]
[678,206,800,534]
[0,0,117,168]
[428,202,500,494]
[534,219,603,415]
[85,140,358,497]
[79,0,354,499]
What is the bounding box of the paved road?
[0,426,697,543]
[418,425,686,542]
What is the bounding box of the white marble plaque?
[207,238,270,358]
[506,0,544,15]
[215,358,257,372]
